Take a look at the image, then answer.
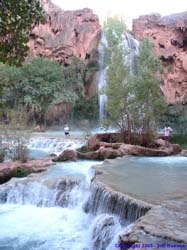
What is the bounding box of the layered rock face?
[29,0,101,65]
[26,0,101,122]
[133,12,187,104]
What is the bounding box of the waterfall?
[0,153,151,250]
[123,32,139,74]
[0,177,81,207]
[98,31,108,122]
[28,136,84,157]
[97,31,139,122]
[0,174,124,250]
[84,180,152,225]
[88,214,122,250]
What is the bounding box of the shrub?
[15,167,28,178]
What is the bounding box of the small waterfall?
[0,149,153,249]
[28,136,84,156]
[98,32,108,122]
[85,180,152,224]
[88,214,122,250]
[0,177,81,207]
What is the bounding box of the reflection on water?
[98,156,187,204]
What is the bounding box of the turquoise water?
[98,156,187,204]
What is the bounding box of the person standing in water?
[164,124,173,146]
[64,124,70,138]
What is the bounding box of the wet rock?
[91,215,116,250]
[53,149,77,161]
[0,158,54,184]
[119,203,187,246]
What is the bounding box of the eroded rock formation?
[29,0,101,65]
[77,133,181,160]
[133,12,187,104]
[91,159,187,246]
[119,200,187,246]
[0,158,54,184]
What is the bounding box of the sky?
[51,0,187,29]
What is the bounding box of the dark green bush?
[15,167,28,178]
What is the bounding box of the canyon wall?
[28,0,101,101]
[133,12,187,104]
[26,0,101,123]
[29,0,101,65]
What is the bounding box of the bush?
[73,94,99,121]
[15,167,28,177]
[170,134,187,148]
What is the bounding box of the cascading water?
[97,31,139,122]
[123,32,139,74]
[98,31,108,122]
[28,136,85,158]
[0,152,124,250]
[0,135,151,250]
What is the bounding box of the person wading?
[64,124,70,138]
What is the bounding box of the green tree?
[133,36,166,133]
[19,58,66,124]
[0,58,88,125]
[73,93,99,120]
[104,17,166,144]
[0,0,44,66]
[104,17,132,133]
[63,57,86,97]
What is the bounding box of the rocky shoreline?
[53,132,182,162]
[0,158,54,184]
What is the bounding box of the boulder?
[77,150,100,160]
[180,149,187,157]
[53,149,77,162]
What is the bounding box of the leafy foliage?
[161,103,187,135]
[15,167,28,177]
[0,57,91,125]
[15,58,66,124]
[104,17,166,142]
[133,36,166,132]
[0,0,44,66]
[73,93,99,120]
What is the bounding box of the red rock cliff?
[27,0,101,124]
[28,0,101,65]
[133,12,187,104]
